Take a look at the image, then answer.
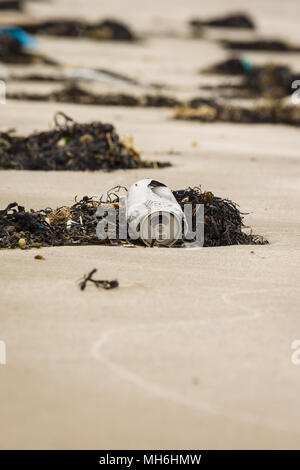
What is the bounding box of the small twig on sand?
[79,268,119,291]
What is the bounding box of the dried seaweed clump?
[173,186,266,246]
[222,39,300,52]
[8,84,180,108]
[0,112,170,171]
[0,188,267,250]
[21,19,136,41]
[8,67,139,85]
[0,0,22,10]
[243,63,296,99]
[0,198,102,249]
[203,57,251,75]
[202,60,297,99]
[190,13,255,34]
[173,98,300,126]
[0,34,56,65]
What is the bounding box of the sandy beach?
[0,0,300,450]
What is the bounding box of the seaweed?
[243,63,297,98]
[0,112,170,171]
[79,269,118,290]
[173,99,300,126]
[0,34,56,65]
[9,67,140,85]
[202,57,253,75]
[0,0,23,10]
[174,186,266,246]
[0,188,267,250]
[20,18,136,41]
[190,13,255,31]
[201,60,298,99]
[8,83,180,107]
[222,39,300,52]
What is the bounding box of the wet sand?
[0,0,300,449]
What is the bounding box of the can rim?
[139,210,183,247]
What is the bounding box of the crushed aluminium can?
[126,179,186,246]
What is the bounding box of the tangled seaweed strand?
[79,268,118,290]
[203,59,297,99]
[0,34,56,65]
[222,39,300,52]
[20,19,136,41]
[174,187,266,246]
[243,64,297,99]
[8,67,139,85]
[8,84,299,120]
[174,98,300,126]
[0,1,23,10]
[190,13,255,32]
[8,83,181,108]
[0,112,170,171]
[203,57,250,75]
[0,187,267,250]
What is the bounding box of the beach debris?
[79,268,118,291]
[243,63,296,99]
[8,83,180,108]
[8,67,140,86]
[203,57,254,75]
[8,62,297,103]
[0,112,170,171]
[222,39,300,52]
[0,31,56,64]
[8,66,158,89]
[0,188,267,250]
[20,19,136,41]
[18,238,26,248]
[0,0,23,10]
[127,179,187,247]
[190,13,255,35]
[174,186,266,246]
[0,27,37,49]
[34,254,45,260]
[62,67,139,86]
[8,72,65,82]
[173,99,300,126]
[202,60,298,99]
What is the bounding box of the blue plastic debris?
[0,27,37,49]
[242,58,253,72]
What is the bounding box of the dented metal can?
[126,179,186,246]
